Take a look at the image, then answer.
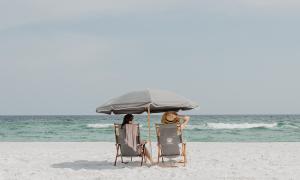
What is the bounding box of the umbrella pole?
[147,106,152,158]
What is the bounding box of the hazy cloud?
[1,0,300,114]
[1,0,300,30]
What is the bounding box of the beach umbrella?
[96,89,199,153]
[96,89,198,114]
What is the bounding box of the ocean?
[0,115,299,142]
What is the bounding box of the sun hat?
[161,111,180,124]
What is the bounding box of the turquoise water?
[0,115,299,142]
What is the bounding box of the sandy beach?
[0,142,299,180]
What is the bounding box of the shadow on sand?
[51,160,148,170]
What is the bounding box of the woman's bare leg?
[140,140,153,164]
[144,148,153,164]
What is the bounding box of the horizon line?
[1,113,300,116]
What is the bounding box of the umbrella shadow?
[51,160,147,170]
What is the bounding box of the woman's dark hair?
[121,114,134,128]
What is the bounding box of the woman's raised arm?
[180,116,190,129]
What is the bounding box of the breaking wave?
[187,123,278,130]
[87,124,113,129]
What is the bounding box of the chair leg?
[131,157,133,162]
[114,144,120,166]
[114,155,118,166]
[183,143,187,167]
[141,145,146,166]
[141,155,144,166]
[157,146,160,163]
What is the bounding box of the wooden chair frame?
[155,124,187,167]
[114,123,146,166]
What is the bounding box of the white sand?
[0,142,299,180]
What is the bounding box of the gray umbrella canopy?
[96,89,198,114]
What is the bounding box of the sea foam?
[87,124,113,128]
[206,123,278,129]
[86,123,144,129]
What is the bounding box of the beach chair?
[155,123,187,166]
[113,123,146,166]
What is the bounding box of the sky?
[0,0,300,115]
